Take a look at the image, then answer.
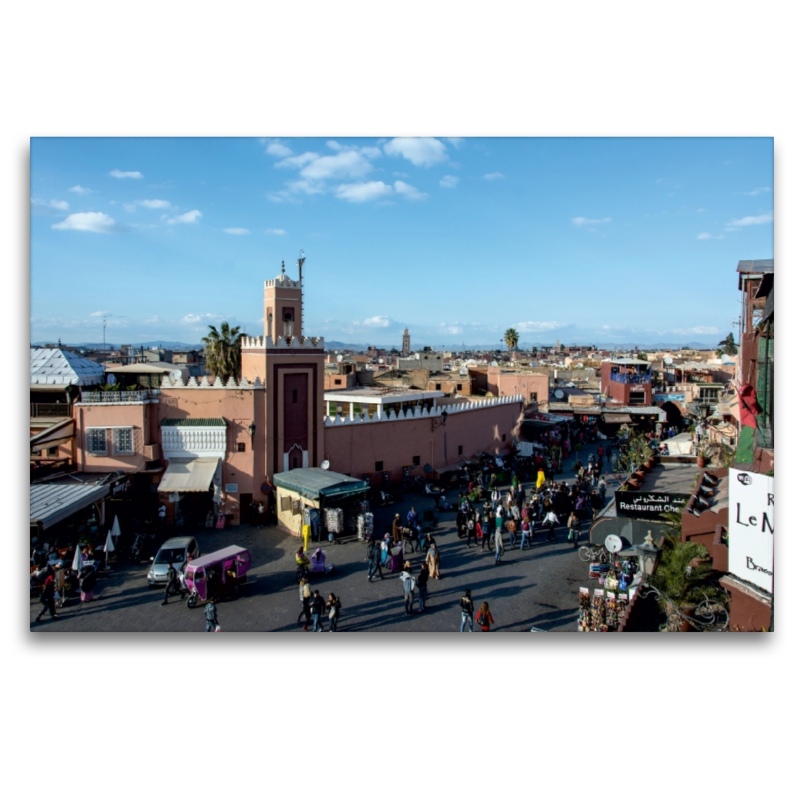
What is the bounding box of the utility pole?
[103,316,107,360]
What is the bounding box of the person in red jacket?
[476,601,494,631]
[35,570,59,622]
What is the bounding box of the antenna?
[103,315,107,359]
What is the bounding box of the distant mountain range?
[33,338,719,353]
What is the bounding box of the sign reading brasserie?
[615,491,690,519]
[728,468,774,593]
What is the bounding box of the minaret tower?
[264,260,303,341]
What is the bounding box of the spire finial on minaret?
[281,260,285,276]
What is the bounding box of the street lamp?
[431,409,448,432]
[635,530,661,583]
[248,421,256,444]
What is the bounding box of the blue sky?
[30,137,773,349]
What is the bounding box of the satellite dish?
[664,356,673,365]
[378,358,384,364]
[320,460,330,470]
[336,355,343,363]
[170,370,183,380]
[605,534,623,554]
[554,389,564,399]
[490,360,498,367]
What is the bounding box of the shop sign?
[654,393,686,403]
[615,491,690,519]
[225,483,238,494]
[728,468,774,593]
[112,478,131,495]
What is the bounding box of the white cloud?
[697,208,707,212]
[138,199,171,209]
[445,137,464,148]
[276,152,320,170]
[89,311,108,317]
[744,187,772,195]
[361,316,391,328]
[671,326,721,336]
[264,228,287,235]
[265,140,293,158]
[439,175,459,188]
[31,198,69,211]
[697,232,724,240]
[181,312,224,326]
[301,150,375,180]
[393,180,427,201]
[483,172,505,181]
[109,169,143,179]
[52,211,116,233]
[515,321,567,333]
[68,185,93,195]
[384,137,448,167]
[286,179,325,195]
[726,212,773,227]
[223,228,250,235]
[334,181,394,203]
[443,325,463,335]
[167,209,202,225]
[572,217,612,227]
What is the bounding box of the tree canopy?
[504,328,519,352]
[202,322,244,383]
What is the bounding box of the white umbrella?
[110,515,121,540]
[104,525,115,569]
[71,544,83,573]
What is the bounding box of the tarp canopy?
[30,419,75,452]
[273,467,367,502]
[157,457,219,493]
[30,481,109,529]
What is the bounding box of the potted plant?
[649,528,727,632]
[696,446,709,468]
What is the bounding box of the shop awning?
[273,467,368,502]
[157,457,219,493]
[30,419,74,452]
[30,481,109,530]
[603,413,633,424]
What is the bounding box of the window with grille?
[237,442,246,452]
[114,428,134,454]
[87,429,107,455]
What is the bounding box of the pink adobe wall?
[73,401,157,473]
[159,388,268,524]
[488,369,548,402]
[323,401,523,482]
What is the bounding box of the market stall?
[272,467,369,542]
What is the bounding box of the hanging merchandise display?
[357,512,374,540]
[578,587,629,632]
[325,507,344,534]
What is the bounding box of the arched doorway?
[659,401,683,429]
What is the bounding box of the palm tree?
[504,328,519,352]
[202,322,244,383]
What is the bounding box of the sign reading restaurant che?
[728,468,774,594]
[615,491,690,520]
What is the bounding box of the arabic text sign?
[615,491,690,520]
[728,469,774,593]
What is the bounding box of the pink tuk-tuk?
[184,545,251,608]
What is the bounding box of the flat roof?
[610,359,651,366]
[273,467,367,501]
[324,387,445,404]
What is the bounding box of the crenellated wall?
[323,397,524,482]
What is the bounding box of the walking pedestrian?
[326,593,341,632]
[204,599,219,632]
[520,519,531,550]
[400,561,416,615]
[367,537,383,581]
[426,541,441,579]
[34,569,58,622]
[459,589,474,632]
[494,526,505,565]
[466,514,477,547]
[567,511,581,548]
[392,513,402,544]
[476,601,494,631]
[544,509,559,543]
[298,577,312,629]
[310,589,325,632]
[417,562,430,612]
[407,507,419,537]
[162,563,178,605]
[507,517,518,549]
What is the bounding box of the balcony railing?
[609,372,652,385]
[80,390,159,403]
[30,403,72,418]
